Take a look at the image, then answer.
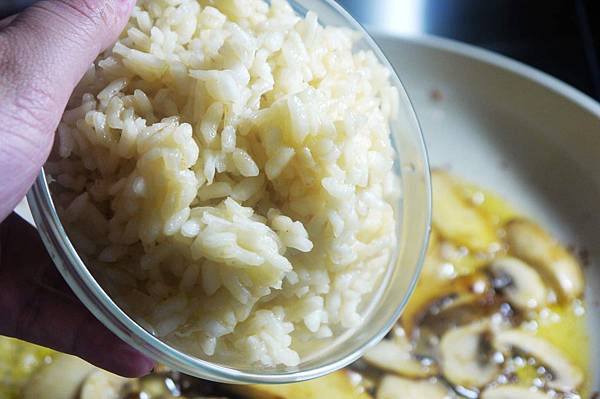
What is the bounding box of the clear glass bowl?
[27,0,431,384]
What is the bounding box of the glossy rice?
[50,0,400,367]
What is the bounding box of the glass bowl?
[27,0,431,384]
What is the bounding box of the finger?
[0,213,154,377]
[0,14,18,30]
[0,0,135,220]
[16,283,156,378]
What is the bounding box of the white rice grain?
[52,0,400,369]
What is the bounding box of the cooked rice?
[50,0,401,367]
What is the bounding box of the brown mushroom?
[402,272,497,338]
[432,172,499,252]
[376,375,455,399]
[489,257,547,310]
[494,329,583,392]
[363,327,438,378]
[439,322,502,389]
[22,354,96,399]
[79,370,131,399]
[505,219,584,301]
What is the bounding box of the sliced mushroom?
[364,327,438,378]
[494,329,583,391]
[400,277,449,337]
[376,375,455,399]
[22,354,96,399]
[80,370,131,399]
[439,322,501,389]
[489,257,547,309]
[505,219,584,300]
[124,372,227,399]
[432,172,499,252]
[481,385,552,399]
[402,272,496,337]
[229,370,372,399]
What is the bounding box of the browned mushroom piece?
[79,370,131,399]
[480,385,552,399]
[376,375,455,399]
[402,271,498,339]
[431,172,499,252]
[22,354,96,399]
[488,257,548,310]
[363,326,439,378]
[504,219,584,301]
[228,370,373,399]
[439,322,502,389]
[494,330,584,392]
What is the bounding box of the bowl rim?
[27,0,431,384]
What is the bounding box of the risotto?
[48,0,400,367]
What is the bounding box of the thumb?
[0,0,135,220]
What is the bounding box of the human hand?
[0,0,154,377]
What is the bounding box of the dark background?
[2,0,599,101]
[339,0,600,101]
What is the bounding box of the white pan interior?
[375,32,600,391]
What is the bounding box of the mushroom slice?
[22,354,96,399]
[364,328,438,378]
[481,385,551,399]
[489,257,547,309]
[432,172,498,252]
[229,370,372,399]
[505,219,584,300]
[494,329,583,391]
[377,375,455,399]
[80,370,131,399]
[403,271,496,337]
[439,322,501,389]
